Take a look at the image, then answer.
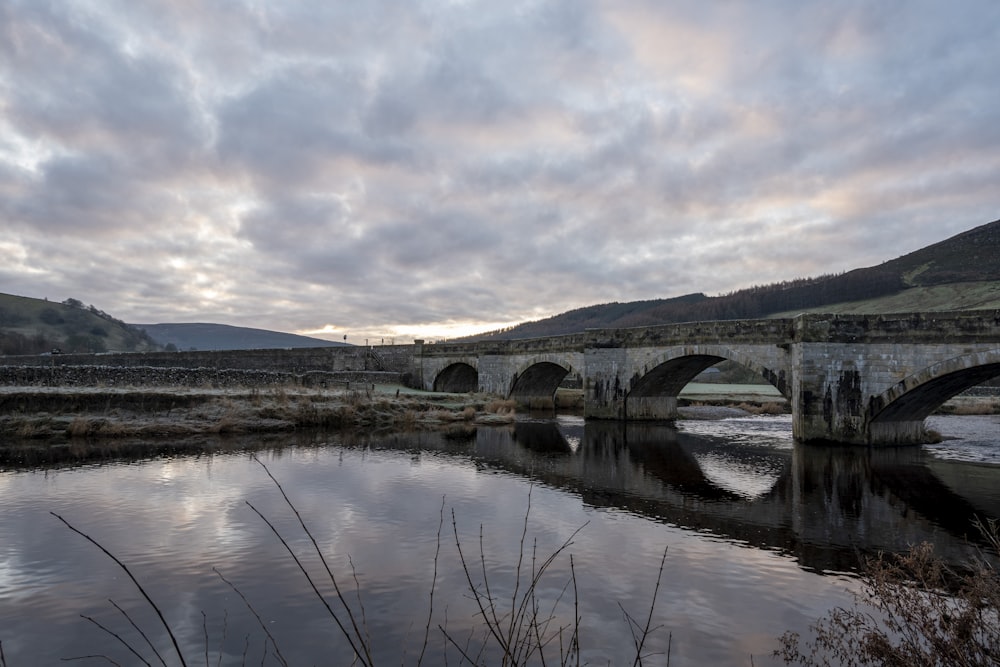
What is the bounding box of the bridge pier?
[627,395,678,420]
[584,347,628,419]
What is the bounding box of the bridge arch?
[629,345,790,400]
[433,362,479,393]
[622,345,789,421]
[508,356,578,409]
[867,350,1000,437]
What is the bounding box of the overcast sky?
[2,1,998,343]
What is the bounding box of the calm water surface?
[1,414,998,665]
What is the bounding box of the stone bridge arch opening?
[626,348,789,420]
[867,352,1000,444]
[509,361,572,410]
[433,362,478,393]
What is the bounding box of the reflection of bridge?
[418,311,1000,446]
[363,421,997,574]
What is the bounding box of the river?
[1,413,998,665]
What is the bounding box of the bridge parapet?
[794,311,1000,343]
[585,318,796,348]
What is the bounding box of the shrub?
[485,398,518,415]
[39,307,64,325]
[776,518,1000,666]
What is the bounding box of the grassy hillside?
[0,293,341,355]
[0,294,160,355]
[135,322,345,351]
[770,281,1000,318]
[459,218,1000,340]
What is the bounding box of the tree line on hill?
[0,298,159,355]
[456,267,906,341]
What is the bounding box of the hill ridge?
[454,218,1000,340]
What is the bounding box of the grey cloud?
[2,2,206,160]
[2,0,999,339]
[218,68,367,180]
[10,154,175,235]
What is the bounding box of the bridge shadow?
[404,419,998,574]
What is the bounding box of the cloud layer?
[2,0,998,341]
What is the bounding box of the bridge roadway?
[416,311,1000,446]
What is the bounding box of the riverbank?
[0,384,517,442]
[1,381,996,445]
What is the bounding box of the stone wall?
[0,365,400,389]
[2,345,413,373]
[0,344,416,387]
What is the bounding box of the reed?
[46,456,671,666]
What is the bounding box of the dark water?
[1,414,998,666]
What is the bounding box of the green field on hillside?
[769,281,1000,318]
[0,293,158,354]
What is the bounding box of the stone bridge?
[416,311,1000,446]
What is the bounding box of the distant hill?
[456,218,1000,340]
[0,294,160,355]
[134,322,344,351]
[0,293,343,354]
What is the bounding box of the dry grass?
[15,419,47,438]
[776,517,1000,666]
[0,385,506,441]
[484,398,518,415]
[936,397,1000,415]
[66,416,133,437]
[735,401,790,415]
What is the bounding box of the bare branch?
[51,512,187,667]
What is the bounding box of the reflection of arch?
[869,350,1000,424]
[629,345,789,400]
[512,422,573,453]
[509,359,574,401]
[433,362,478,393]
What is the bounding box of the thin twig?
[60,654,124,665]
[213,568,290,667]
[438,625,480,665]
[569,554,581,667]
[76,613,151,666]
[51,512,187,667]
[509,487,533,654]
[251,455,374,665]
[417,496,446,666]
[201,611,209,667]
[247,500,373,665]
[452,508,508,653]
[450,493,588,667]
[215,610,228,667]
[108,598,165,667]
[631,546,669,667]
[478,523,505,649]
[348,556,372,654]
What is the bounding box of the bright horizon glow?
[300,319,524,344]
